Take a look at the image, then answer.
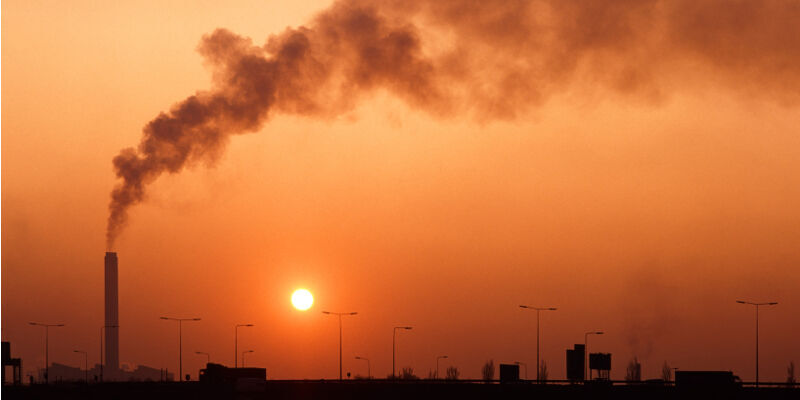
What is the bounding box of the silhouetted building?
[199,363,266,384]
[37,363,172,383]
[499,364,520,382]
[589,353,611,380]
[124,364,173,382]
[2,341,23,385]
[38,363,83,382]
[566,344,585,382]
[105,252,120,379]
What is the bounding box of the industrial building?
[2,342,23,385]
[565,344,585,382]
[36,363,172,383]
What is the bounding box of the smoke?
[620,263,680,362]
[106,0,800,248]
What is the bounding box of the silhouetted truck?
[675,371,742,390]
[200,363,266,384]
[499,364,520,382]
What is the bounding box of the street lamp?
[241,350,254,367]
[584,331,603,381]
[100,324,118,382]
[195,351,210,364]
[235,324,254,368]
[392,326,413,379]
[355,356,371,379]
[520,305,557,382]
[160,316,201,382]
[514,361,527,380]
[322,311,358,380]
[436,355,448,379]
[73,350,88,383]
[736,300,778,387]
[29,322,65,384]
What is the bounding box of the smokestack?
[104,252,120,377]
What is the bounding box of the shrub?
[446,366,460,380]
[661,361,672,382]
[400,367,418,380]
[481,360,495,381]
[625,357,641,381]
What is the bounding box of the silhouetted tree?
[426,370,436,380]
[445,366,460,380]
[482,360,495,381]
[400,367,418,380]
[788,362,796,387]
[661,361,672,382]
[539,360,549,382]
[625,357,641,381]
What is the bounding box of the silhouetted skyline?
[3,0,799,385]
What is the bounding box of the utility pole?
[393,326,413,379]
[29,322,65,384]
[160,316,201,382]
[73,350,88,383]
[520,305,557,382]
[235,324,254,368]
[736,300,778,387]
[322,311,358,380]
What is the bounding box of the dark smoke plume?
[107,0,800,248]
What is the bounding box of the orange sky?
[2,0,800,382]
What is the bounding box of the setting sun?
[291,289,314,311]
[3,0,800,390]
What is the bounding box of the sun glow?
[291,289,314,310]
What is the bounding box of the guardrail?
[264,378,797,387]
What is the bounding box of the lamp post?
[73,350,88,383]
[29,322,65,384]
[584,331,603,381]
[392,326,413,379]
[322,311,358,380]
[514,361,527,380]
[160,316,201,382]
[195,351,210,364]
[355,356,371,379]
[520,305,557,382]
[235,324,254,368]
[436,355,448,379]
[736,300,778,387]
[241,350,254,367]
[99,324,118,382]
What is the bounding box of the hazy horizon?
[2,0,799,382]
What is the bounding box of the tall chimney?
[104,252,120,377]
